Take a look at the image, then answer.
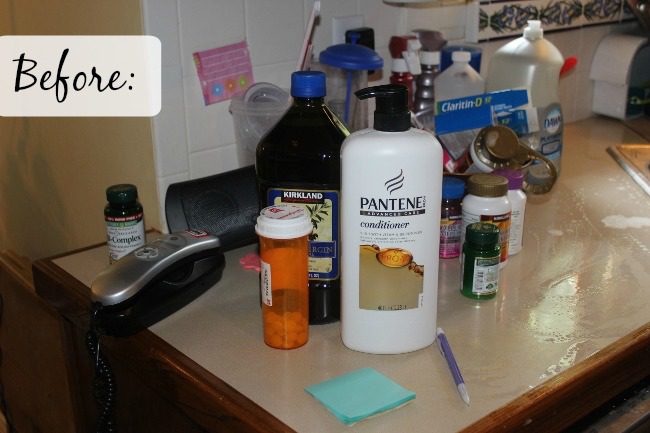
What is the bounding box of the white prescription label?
[260,260,273,306]
[0,36,161,116]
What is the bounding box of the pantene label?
[357,169,428,311]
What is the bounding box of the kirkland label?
[267,188,339,280]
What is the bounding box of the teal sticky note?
[305,367,416,425]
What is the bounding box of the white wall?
[142,0,636,230]
[0,0,159,260]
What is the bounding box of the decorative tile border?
[473,0,634,41]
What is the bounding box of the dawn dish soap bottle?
[256,70,349,325]
[340,85,443,354]
[486,20,564,178]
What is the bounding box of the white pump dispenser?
[340,85,443,354]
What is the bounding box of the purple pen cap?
[493,168,524,190]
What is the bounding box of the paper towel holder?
[590,34,650,119]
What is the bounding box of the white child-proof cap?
[419,50,441,66]
[391,57,409,73]
[255,205,313,239]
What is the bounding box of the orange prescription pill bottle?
[255,205,312,349]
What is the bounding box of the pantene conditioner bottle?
[341,85,443,354]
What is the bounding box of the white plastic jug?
[486,20,564,176]
[434,51,485,102]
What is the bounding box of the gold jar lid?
[467,174,508,197]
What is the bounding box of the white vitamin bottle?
[340,85,443,354]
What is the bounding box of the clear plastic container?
[229,83,291,166]
[317,43,383,132]
[434,51,485,102]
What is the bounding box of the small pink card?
[193,41,254,105]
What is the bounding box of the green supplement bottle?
[460,222,500,300]
[256,70,349,324]
[105,184,145,263]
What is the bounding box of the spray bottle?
[340,85,443,354]
[388,36,421,109]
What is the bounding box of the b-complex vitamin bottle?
[104,184,145,263]
[460,222,500,299]
[461,174,511,268]
[256,71,348,324]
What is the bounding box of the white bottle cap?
[406,38,422,52]
[420,50,440,66]
[255,205,312,239]
[392,57,409,73]
[523,20,543,40]
[452,50,471,63]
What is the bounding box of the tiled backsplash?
[472,0,634,41]
[143,0,637,230]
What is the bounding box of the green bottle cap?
[466,222,499,246]
[106,184,138,204]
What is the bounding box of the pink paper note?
[193,41,254,105]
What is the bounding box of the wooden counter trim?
[33,258,296,433]
[460,322,650,433]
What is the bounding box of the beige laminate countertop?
[54,116,650,433]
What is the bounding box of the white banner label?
[0,35,161,117]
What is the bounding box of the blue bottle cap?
[319,43,383,71]
[291,71,326,98]
[442,176,465,199]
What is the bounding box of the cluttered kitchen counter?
[36,116,650,433]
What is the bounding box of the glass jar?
[104,184,145,264]
[460,222,500,300]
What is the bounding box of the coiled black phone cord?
[0,293,18,433]
[86,304,117,433]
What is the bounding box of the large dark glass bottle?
[256,71,349,324]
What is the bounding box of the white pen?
[436,327,470,405]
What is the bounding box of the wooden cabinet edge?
[460,323,650,433]
[32,256,296,433]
